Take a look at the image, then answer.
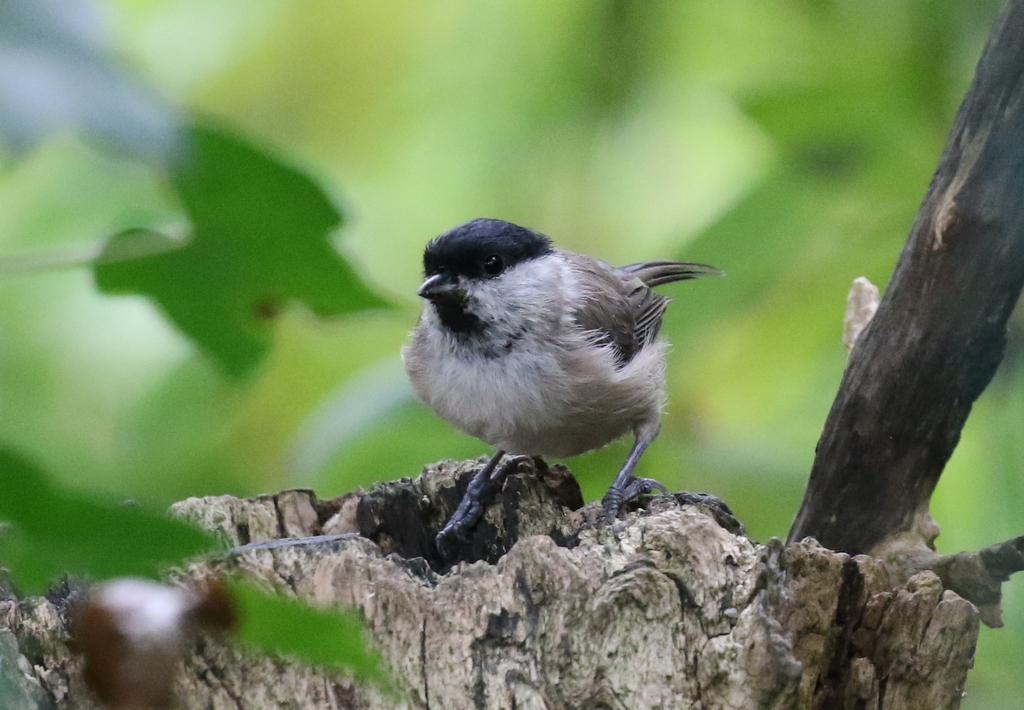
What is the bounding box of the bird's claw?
[435,520,471,561]
[623,477,667,499]
[600,475,667,520]
[435,495,485,560]
[674,491,744,535]
[435,454,530,560]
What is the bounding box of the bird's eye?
[482,254,504,276]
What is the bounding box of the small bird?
[402,218,719,557]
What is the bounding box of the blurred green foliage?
[0,449,387,681]
[229,579,388,685]
[0,0,177,158]
[0,447,213,592]
[0,0,1021,706]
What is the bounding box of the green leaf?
[94,124,390,377]
[228,579,388,685]
[0,448,215,592]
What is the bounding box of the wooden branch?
[0,463,984,709]
[874,532,1024,628]
[789,0,1024,556]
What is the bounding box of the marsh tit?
[402,218,719,558]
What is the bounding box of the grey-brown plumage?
[402,218,720,558]
[567,255,718,368]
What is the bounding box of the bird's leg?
[436,450,515,559]
[600,436,666,519]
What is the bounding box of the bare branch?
[790,0,1024,558]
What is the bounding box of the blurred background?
[0,0,1020,705]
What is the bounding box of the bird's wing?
[565,255,720,368]
[619,260,722,287]
[563,253,671,368]
[620,260,722,350]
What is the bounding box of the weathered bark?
[0,461,983,709]
[789,0,1024,561]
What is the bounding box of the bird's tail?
[619,260,723,287]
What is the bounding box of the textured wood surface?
[0,460,981,709]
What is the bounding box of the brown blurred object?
[72,578,234,710]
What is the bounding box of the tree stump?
[0,458,981,709]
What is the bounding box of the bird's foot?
[435,502,480,561]
[674,491,731,513]
[435,454,530,560]
[600,475,667,520]
[434,523,469,561]
[673,491,744,535]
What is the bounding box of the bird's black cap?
[423,218,553,279]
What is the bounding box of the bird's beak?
[417,273,465,303]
